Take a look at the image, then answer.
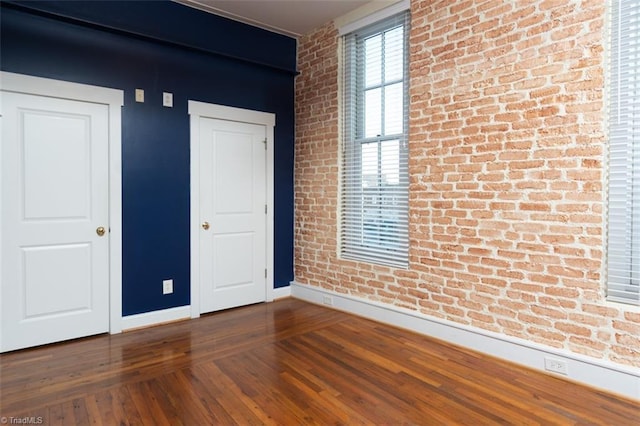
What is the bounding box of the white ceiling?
[175,0,374,38]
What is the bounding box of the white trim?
[265,119,275,304]
[338,0,410,36]
[189,110,201,319]
[188,100,276,318]
[272,286,291,300]
[0,71,124,335]
[0,72,123,106]
[108,94,123,334]
[291,282,640,401]
[121,305,191,331]
[188,101,275,127]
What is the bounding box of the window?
[341,11,410,268]
[607,0,640,305]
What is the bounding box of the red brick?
[295,1,638,370]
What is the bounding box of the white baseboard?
[272,285,291,300]
[122,286,291,331]
[291,281,640,401]
[121,305,191,331]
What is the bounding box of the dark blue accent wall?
[1,1,295,316]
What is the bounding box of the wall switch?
[162,279,173,295]
[544,357,568,375]
[163,92,173,107]
[135,88,144,103]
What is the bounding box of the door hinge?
[265,268,267,278]
[263,138,267,150]
[265,204,267,214]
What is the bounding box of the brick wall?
[294,0,640,368]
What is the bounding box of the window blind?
[608,0,640,305]
[341,11,410,268]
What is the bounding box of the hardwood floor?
[1,298,637,425]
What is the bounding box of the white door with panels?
[198,117,267,313]
[1,90,111,352]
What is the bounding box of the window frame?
[340,11,410,269]
[606,0,640,306]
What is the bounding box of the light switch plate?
[135,88,144,103]
[163,92,173,107]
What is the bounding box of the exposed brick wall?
[294,0,640,368]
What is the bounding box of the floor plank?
[1,298,638,425]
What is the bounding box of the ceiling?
[175,0,375,38]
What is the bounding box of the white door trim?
[0,71,124,335]
[188,100,275,318]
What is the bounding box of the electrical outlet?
[162,279,173,295]
[544,357,568,375]
[163,92,173,107]
[322,295,333,306]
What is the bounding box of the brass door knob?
[96,226,106,237]
[202,221,210,230]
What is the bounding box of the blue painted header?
[3,0,297,73]
[1,1,295,316]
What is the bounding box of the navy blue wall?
[1,1,295,316]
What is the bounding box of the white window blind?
[341,12,410,268]
[608,0,640,305]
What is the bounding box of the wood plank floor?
[1,298,638,425]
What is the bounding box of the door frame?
[0,71,124,339]
[188,100,275,318]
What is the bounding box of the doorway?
[189,101,275,317]
[0,72,123,352]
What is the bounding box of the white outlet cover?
[162,279,173,295]
[544,357,568,375]
[163,92,173,108]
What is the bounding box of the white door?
[199,118,267,313]
[1,92,110,352]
